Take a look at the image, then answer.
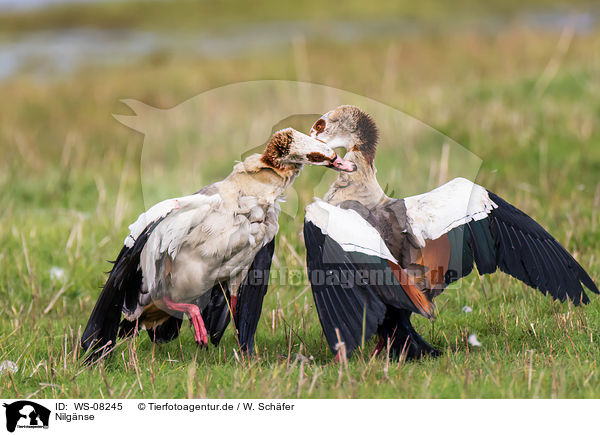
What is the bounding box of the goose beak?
[328,154,357,172]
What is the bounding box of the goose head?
[261,128,356,172]
[309,105,379,167]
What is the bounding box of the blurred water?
[0,0,104,11]
[0,29,158,79]
[520,11,597,32]
[0,20,421,80]
[0,9,597,81]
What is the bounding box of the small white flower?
[462,305,473,313]
[49,266,65,282]
[0,360,17,375]
[468,334,482,347]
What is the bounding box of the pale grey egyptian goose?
[81,128,356,360]
[303,105,598,359]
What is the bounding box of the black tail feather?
[147,316,183,344]
[118,311,184,344]
[201,282,231,346]
[378,307,441,360]
[118,318,138,339]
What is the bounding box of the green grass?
[0,1,599,398]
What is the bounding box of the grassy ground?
[0,0,599,398]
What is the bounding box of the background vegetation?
[0,0,599,398]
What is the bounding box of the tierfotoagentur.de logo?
[3,401,50,432]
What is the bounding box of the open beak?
[327,154,357,172]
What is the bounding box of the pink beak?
[329,154,357,172]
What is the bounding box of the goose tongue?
[329,155,357,172]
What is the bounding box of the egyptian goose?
[81,128,356,360]
[303,105,598,359]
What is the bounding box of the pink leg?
[230,295,238,319]
[163,297,208,346]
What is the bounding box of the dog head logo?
[3,401,50,432]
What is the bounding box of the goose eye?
[313,119,326,134]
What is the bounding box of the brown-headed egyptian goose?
[81,128,356,361]
[303,105,598,359]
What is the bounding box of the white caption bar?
[0,398,597,434]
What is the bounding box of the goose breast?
[142,193,279,305]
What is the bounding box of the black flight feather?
[81,218,163,362]
[486,191,597,304]
[235,238,275,353]
[304,220,388,356]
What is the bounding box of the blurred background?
[0,0,599,398]
[1,0,598,204]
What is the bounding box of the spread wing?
[81,192,219,361]
[303,200,430,356]
[401,177,598,303]
[234,238,276,353]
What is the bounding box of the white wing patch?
[305,199,397,263]
[125,198,182,247]
[124,194,219,248]
[404,177,497,247]
[138,193,222,294]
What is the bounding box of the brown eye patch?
[306,152,330,163]
[312,119,326,134]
